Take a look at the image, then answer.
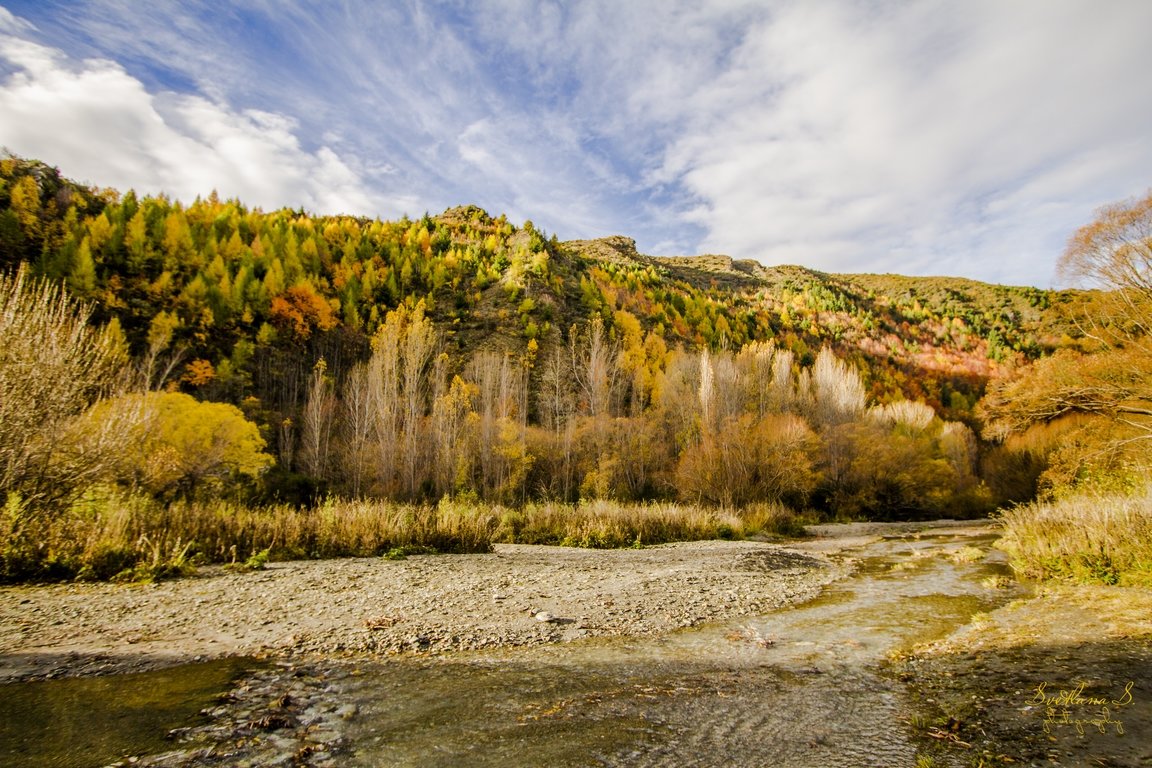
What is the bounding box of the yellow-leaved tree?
[91,391,273,500]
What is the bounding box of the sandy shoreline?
[0,537,860,683]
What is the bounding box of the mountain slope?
[0,154,1085,449]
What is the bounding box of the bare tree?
[299,358,336,480]
[868,399,937,433]
[348,301,440,500]
[468,350,529,501]
[341,362,374,497]
[771,347,797,413]
[697,348,715,432]
[570,316,620,418]
[806,347,867,428]
[538,344,577,499]
[366,307,402,495]
[398,302,439,497]
[538,344,575,434]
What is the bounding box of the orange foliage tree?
[1060,189,1152,345]
[269,284,338,340]
[980,190,1152,495]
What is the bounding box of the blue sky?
[1,1,1150,288]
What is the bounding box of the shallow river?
[1,524,1021,767]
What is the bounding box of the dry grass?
[0,491,495,582]
[1,492,808,582]
[997,486,1152,586]
[491,499,798,548]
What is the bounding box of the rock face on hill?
[561,235,643,266]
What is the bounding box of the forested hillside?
[0,155,1090,519]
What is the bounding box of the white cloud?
[652,0,1152,285]
[0,30,415,216]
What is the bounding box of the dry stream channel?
[3,524,1029,767]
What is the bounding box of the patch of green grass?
[382,545,437,561]
[948,545,985,564]
[224,547,271,573]
[981,574,1013,590]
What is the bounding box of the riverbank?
[899,582,1152,766]
[1,537,854,683]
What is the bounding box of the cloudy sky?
[1,1,1150,287]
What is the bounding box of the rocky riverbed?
[0,538,850,683]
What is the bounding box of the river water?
[1,524,1021,767]
[337,526,1018,767]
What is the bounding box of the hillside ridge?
[0,153,1084,437]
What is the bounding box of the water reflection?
[0,658,252,768]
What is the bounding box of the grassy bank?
[997,486,1152,586]
[0,492,805,583]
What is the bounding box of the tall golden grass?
[0,491,497,582]
[490,499,800,548]
[0,491,805,582]
[997,486,1152,586]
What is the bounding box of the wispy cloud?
[1,0,1150,286]
[0,28,416,214]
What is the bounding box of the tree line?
[4,153,1146,523]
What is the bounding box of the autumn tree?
[97,391,273,499]
[269,283,338,340]
[979,192,1152,495]
[669,344,819,506]
[676,413,818,507]
[979,348,1152,494]
[431,375,478,496]
[828,421,958,519]
[0,266,134,512]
